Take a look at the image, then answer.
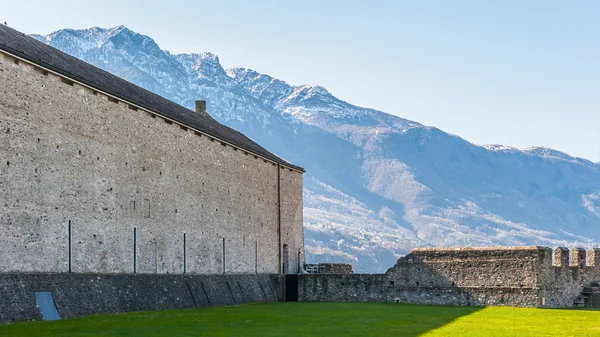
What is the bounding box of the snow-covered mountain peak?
[177,52,224,75]
[287,84,331,101]
[226,67,294,107]
[174,53,233,91]
[226,67,262,80]
[32,27,111,56]
[227,67,371,120]
[483,144,520,152]
[523,146,589,163]
[104,26,163,53]
[485,144,588,164]
[107,25,127,35]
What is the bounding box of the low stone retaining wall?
[297,274,539,307]
[0,273,284,324]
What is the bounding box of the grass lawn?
[1,302,599,336]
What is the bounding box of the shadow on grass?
[0,302,483,337]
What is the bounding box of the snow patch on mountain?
[583,193,600,217]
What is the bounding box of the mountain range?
[31,26,600,272]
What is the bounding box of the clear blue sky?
[3,0,600,161]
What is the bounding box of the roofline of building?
[0,47,305,173]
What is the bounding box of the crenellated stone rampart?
[298,246,600,308]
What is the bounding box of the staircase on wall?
[573,281,600,308]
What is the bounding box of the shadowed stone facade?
[0,273,284,324]
[0,36,304,275]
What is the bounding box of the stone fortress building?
[1,25,599,324]
[0,24,305,275]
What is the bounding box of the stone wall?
[0,273,284,324]
[279,167,304,274]
[387,246,551,288]
[0,51,304,275]
[538,247,600,307]
[298,246,600,308]
[298,274,538,307]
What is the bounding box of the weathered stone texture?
[298,274,538,307]
[538,248,600,307]
[389,247,552,288]
[553,247,569,267]
[588,248,600,267]
[279,167,304,274]
[298,246,600,308]
[0,52,304,274]
[0,273,284,324]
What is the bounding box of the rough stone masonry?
[0,24,305,275]
[298,246,600,308]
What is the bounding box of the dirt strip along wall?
[0,273,284,324]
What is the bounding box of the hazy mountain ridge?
[33,26,600,272]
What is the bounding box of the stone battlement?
[299,246,600,308]
[410,246,600,268]
[412,245,549,251]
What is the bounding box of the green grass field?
[2,303,599,336]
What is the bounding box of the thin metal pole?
[133,227,137,273]
[68,220,72,273]
[183,233,187,274]
[277,165,282,274]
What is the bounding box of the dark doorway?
[285,275,298,302]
